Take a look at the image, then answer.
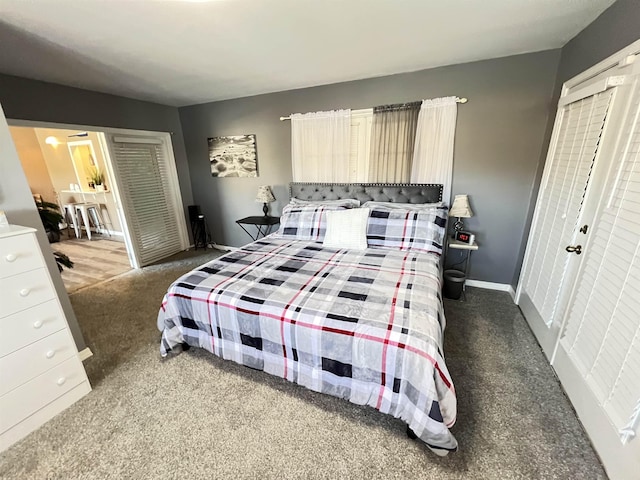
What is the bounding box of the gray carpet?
[0,250,607,479]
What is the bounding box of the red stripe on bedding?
[201,240,294,354]
[167,294,454,393]
[245,249,440,280]
[376,251,411,410]
[278,248,343,379]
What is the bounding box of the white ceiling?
[0,0,616,107]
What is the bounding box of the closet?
[517,42,640,480]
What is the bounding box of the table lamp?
[256,185,275,217]
[450,194,473,232]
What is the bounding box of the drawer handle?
[46,350,56,359]
[5,253,17,262]
[57,377,66,386]
[33,320,43,329]
[19,288,31,297]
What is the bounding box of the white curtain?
[410,96,458,204]
[291,109,351,182]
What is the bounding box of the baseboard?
[78,347,93,362]
[465,279,512,292]
[465,280,518,304]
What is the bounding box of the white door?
[518,81,620,356]
[552,74,640,480]
[103,133,189,267]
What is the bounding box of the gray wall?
[557,0,640,85]
[0,104,88,350]
[0,74,193,351]
[179,50,560,285]
[511,0,640,288]
[0,74,193,216]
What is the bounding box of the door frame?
[7,119,190,269]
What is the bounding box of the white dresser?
[0,225,91,451]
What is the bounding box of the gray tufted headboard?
[289,183,443,204]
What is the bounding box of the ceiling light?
[45,136,60,146]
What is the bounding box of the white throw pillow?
[322,208,370,250]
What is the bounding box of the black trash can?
[443,269,466,300]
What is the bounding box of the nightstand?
[447,238,479,295]
[236,216,280,241]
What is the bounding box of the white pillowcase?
[322,208,370,250]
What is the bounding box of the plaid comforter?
[158,237,457,454]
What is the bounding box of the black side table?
[236,216,280,241]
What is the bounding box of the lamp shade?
[450,194,473,218]
[255,185,275,203]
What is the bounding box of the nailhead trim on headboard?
[289,183,443,204]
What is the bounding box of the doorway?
[9,126,132,293]
[8,123,190,293]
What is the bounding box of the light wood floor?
[52,235,131,293]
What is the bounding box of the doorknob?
[579,225,589,234]
[565,245,582,255]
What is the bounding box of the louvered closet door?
[106,135,186,266]
[518,89,616,355]
[553,76,640,480]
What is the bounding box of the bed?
[157,183,458,455]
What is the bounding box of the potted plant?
[35,200,74,272]
[37,199,63,243]
[53,251,74,272]
[89,168,106,192]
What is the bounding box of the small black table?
[236,216,280,241]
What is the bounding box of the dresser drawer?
[0,329,77,396]
[0,233,43,279]
[0,381,91,452]
[0,356,87,434]
[0,300,67,356]
[0,268,56,319]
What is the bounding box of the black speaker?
[188,205,202,223]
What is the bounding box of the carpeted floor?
[0,250,607,479]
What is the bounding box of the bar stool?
[63,203,81,239]
[75,203,109,240]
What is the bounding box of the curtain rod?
[279,96,468,121]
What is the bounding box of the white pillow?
[323,208,370,250]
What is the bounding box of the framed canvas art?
[208,134,258,177]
